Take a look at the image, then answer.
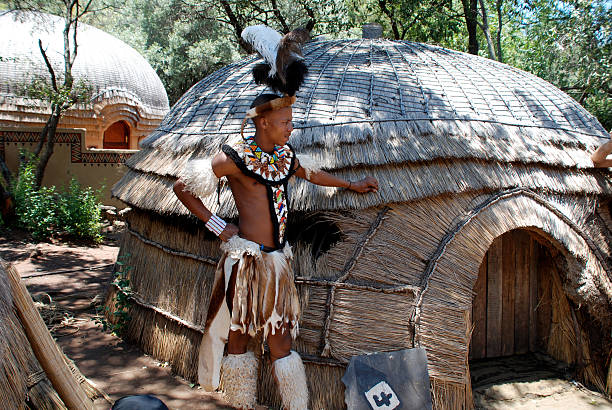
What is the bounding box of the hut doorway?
[103,120,130,149]
[468,228,608,400]
[469,229,555,360]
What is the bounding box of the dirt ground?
[1,225,611,409]
[0,226,229,410]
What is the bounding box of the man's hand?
[219,223,239,242]
[349,177,378,193]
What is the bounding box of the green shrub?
[56,179,102,240]
[12,159,102,241]
[95,254,132,336]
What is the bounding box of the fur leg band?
[273,351,309,410]
[220,352,258,409]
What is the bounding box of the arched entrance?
[468,228,608,401]
[469,229,554,359]
[103,120,130,149]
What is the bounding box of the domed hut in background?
[110,38,612,408]
[0,11,169,204]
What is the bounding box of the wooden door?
[470,229,552,359]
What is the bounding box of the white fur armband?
[297,154,321,180]
[179,158,219,198]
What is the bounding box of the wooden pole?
[5,262,94,410]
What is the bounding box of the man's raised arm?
[293,161,378,193]
[592,135,612,168]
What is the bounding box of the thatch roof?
[113,39,611,217]
[0,10,169,118]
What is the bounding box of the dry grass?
[1,261,99,409]
[107,187,612,408]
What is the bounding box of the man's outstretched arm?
[293,164,378,193]
[592,137,612,168]
[173,153,239,241]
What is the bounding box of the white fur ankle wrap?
[274,351,309,410]
[180,158,219,198]
[220,352,258,409]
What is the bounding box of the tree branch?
[38,40,58,92]
[218,0,250,51]
[378,0,400,40]
[300,0,316,32]
[270,0,289,33]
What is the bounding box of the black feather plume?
[283,60,308,96]
[252,60,308,96]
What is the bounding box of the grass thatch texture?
[132,121,603,172]
[546,260,606,392]
[114,158,612,218]
[105,286,203,380]
[112,39,612,218]
[430,378,470,410]
[1,261,81,409]
[120,210,221,324]
[141,39,608,156]
[108,189,611,406]
[1,312,65,409]
[326,288,414,362]
[606,359,612,397]
[258,360,346,410]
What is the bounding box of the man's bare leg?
[221,265,257,409]
[268,323,292,362]
[269,323,308,409]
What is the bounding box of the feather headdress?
[241,25,309,96]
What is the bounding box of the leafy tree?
[506,0,611,129]
[4,1,99,191]
[91,0,350,105]
[346,0,464,46]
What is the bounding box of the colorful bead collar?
[241,135,293,182]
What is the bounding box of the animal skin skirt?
[197,236,300,391]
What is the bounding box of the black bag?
[341,348,433,410]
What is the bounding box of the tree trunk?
[219,0,250,52]
[378,0,401,40]
[495,0,503,62]
[478,0,497,60]
[462,0,479,55]
[34,105,62,190]
[0,181,15,224]
[0,154,12,188]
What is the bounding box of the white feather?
[179,158,218,198]
[241,25,282,77]
[297,154,321,179]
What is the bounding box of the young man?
[174,93,378,409]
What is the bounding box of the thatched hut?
[1,259,98,409]
[0,10,169,149]
[110,38,612,408]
